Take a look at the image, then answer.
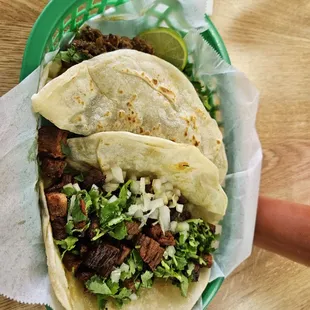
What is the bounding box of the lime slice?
[138,27,188,70]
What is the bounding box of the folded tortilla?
[32,49,227,182]
[42,132,227,310]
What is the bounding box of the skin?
[254,196,310,266]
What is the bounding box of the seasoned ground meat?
[83,244,120,278]
[46,192,68,220]
[146,224,176,246]
[136,234,164,270]
[51,217,67,240]
[202,254,213,268]
[45,174,73,193]
[117,244,131,265]
[41,158,66,179]
[74,221,87,230]
[63,252,82,273]
[82,169,105,190]
[192,264,200,282]
[87,216,100,240]
[79,244,89,257]
[38,127,68,159]
[125,221,141,237]
[65,26,154,67]
[178,210,192,222]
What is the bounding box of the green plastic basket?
[20,0,230,308]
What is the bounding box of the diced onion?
[144,177,151,185]
[134,209,144,219]
[111,268,121,283]
[159,205,170,233]
[161,192,168,205]
[215,224,222,235]
[111,166,124,183]
[72,183,81,192]
[211,240,220,249]
[149,198,164,210]
[130,181,140,194]
[105,170,113,183]
[127,190,132,199]
[120,263,129,273]
[148,208,159,220]
[176,222,190,232]
[127,204,142,216]
[91,184,99,191]
[166,191,173,200]
[103,183,119,192]
[143,194,151,212]
[108,195,118,203]
[170,221,178,233]
[140,177,146,194]
[176,203,184,213]
[152,179,162,193]
[130,293,138,301]
[122,170,127,180]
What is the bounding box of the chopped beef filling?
[87,216,100,240]
[38,126,68,159]
[177,195,188,204]
[171,208,192,222]
[202,254,213,268]
[192,264,200,282]
[83,244,120,278]
[125,221,141,237]
[82,169,105,190]
[136,234,164,270]
[209,224,216,234]
[123,279,137,293]
[46,192,68,220]
[146,224,176,246]
[117,244,131,265]
[45,174,73,193]
[63,252,82,273]
[72,25,153,59]
[41,158,66,179]
[51,217,67,240]
[74,221,87,230]
[75,268,95,283]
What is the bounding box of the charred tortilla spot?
[177,162,190,170]
[217,140,221,144]
[118,90,123,94]
[74,96,84,105]
[118,110,125,118]
[152,78,158,85]
[139,127,144,133]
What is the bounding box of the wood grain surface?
[0,0,309,309]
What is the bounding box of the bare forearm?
[254,196,310,266]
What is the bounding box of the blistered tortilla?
[32,49,227,182]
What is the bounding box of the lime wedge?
[138,27,188,70]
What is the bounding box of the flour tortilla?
[32,49,227,182]
[42,132,226,310]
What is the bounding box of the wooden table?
[0,0,309,309]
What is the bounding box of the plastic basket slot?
[76,14,86,27]
[77,2,87,13]
[89,7,99,17]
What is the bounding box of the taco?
[39,128,227,310]
[32,27,227,182]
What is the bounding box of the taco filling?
[39,127,220,309]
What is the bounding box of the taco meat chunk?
[136,234,164,270]
[46,192,68,220]
[51,217,67,240]
[75,268,95,283]
[87,216,100,240]
[83,243,120,278]
[41,158,66,179]
[192,264,200,282]
[45,174,73,193]
[82,169,105,189]
[123,278,138,293]
[146,224,176,246]
[117,244,131,265]
[202,254,213,268]
[38,126,68,159]
[125,221,141,237]
[63,252,82,273]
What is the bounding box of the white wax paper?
[0,0,262,309]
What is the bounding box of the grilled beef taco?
[39,128,227,310]
[32,47,227,182]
